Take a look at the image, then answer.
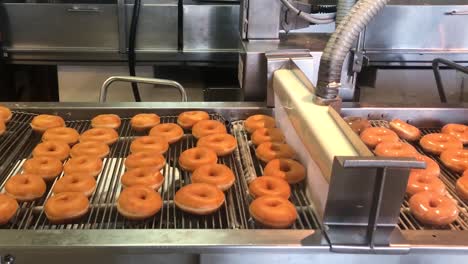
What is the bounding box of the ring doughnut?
[406,171,446,196]
[411,155,440,178]
[419,133,462,155]
[192,120,227,139]
[80,128,119,145]
[52,174,97,197]
[249,176,291,199]
[131,113,160,131]
[125,152,166,171]
[440,149,468,172]
[44,192,89,224]
[178,147,218,171]
[130,136,169,155]
[249,195,297,228]
[343,116,371,134]
[32,141,70,161]
[244,115,275,133]
[70,141,110,159]
[23,156,63,181]
[174,183,225,215]
[255,142,295,163]
[456,172,468,202]
[409,191,459,226]
[177,111,210,129]
[389,119,421,141]
[4,173,46,201]
[91,114,121,129]
[192,164,235,191]
[196,134,237,156]
[360,127,399,148]
[0,106,12,123]
[0,194,18,225]
[374,141,418,158]
[442,124,468,144]
[263,158,306,184]
[117,186,163,220]
[251,128,285,146]
[149,123,184,144]
[31,114,65,133]
[121,167,165,190]
[64,156,103,177]
[42,127,80,145]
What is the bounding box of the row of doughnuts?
[0,106,13,136]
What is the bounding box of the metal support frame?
[432,58,468,104]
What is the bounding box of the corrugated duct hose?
[315,0,388,103]
[336,0,356,26]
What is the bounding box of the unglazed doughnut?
[192,120,227,139]
[4,173,46,201]
[409,191,459,226]
[249,176,291,199]
[23,156,63,181]
[343,116,371,134]
[255,142,295,163]
[360,127,399,148]
[440,149,468,172]
[131,113,160,131]
[149,123,184,144]
[52,174,97,197]
[44,192,89,223]
[174,183,225,215]
[32,141,70,161]
[406,171,446,196]
[0,106,12,123]
[117,185,163,220]
[0,194,18,225]
[196,134,237,156]
[121,167,164,190]
[130,136,169,155]
[419,133,462,155]
[251,128,285,146]
[244,115,275,133]
[177,111,210,129]
[125,152,166,171]
[64,156,103,177]
[442,124,468,144]
[374,141,418,158]
[456,172,468,202]
[80,128,119,145]
[411,155,440,178]
[263,158,306,184]
[42,127,80,145]
[178,147,218,171]
[389,119,421,141]
[70,141,110,159]
[192,164,235,191]
[31,114,65,133]
[249,195,297,228]
[91,114,121,129]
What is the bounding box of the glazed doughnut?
[32,141,70,161]
[80,128,119,145]
[409,191,459,226]
[406,171,446,196]
[374,141,418,158]
[31,114,65,133]
[442,124,468,144]
[70,141,110,159]
[0,194,18,225]
[4,173,46,202]
[419,133,462,155]
[52,174,97,197]
[0,106,12,123]
[196,134,237,156]
[249,176,291,199]
[411,155,440,178]
[174,183,225,215]
[91,114,121,129]
[64,156,103,177]
[251,128,285,146]
[44,192,89,224]
[130,136,169,155]
[389,119,421,141]
[177,111,210,129]
[263,158,306,184]
[42,127,80,145]
[440,149,468,172]
[179,147,217,171]
[456,172,468,202]
[343,116,371,134]
[121,167,165,190]
[22,156,63,181]
[0,121,5,136]
[149,123,184,144]
[131,113,160,131]
[255,142,295,163]
[244,115,276,134]
[125,152,166,171]
[117,185,163,220]
[249,195,297,228]
[360,127,399,148]
[192,120,227,139]
[192,164,235,191]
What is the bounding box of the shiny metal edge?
[398,231,468,252]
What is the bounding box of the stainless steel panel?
[244,0,281,40]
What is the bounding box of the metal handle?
[445,10,468,15]
[67,6,102,13]
[99,76,188,103]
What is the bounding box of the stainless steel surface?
[241,0,281,40]
[99,76,188,102]
[117,0,127,54]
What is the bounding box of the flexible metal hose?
[336,0,356,27]
[279,0,335,24]
[315,0,388,101]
